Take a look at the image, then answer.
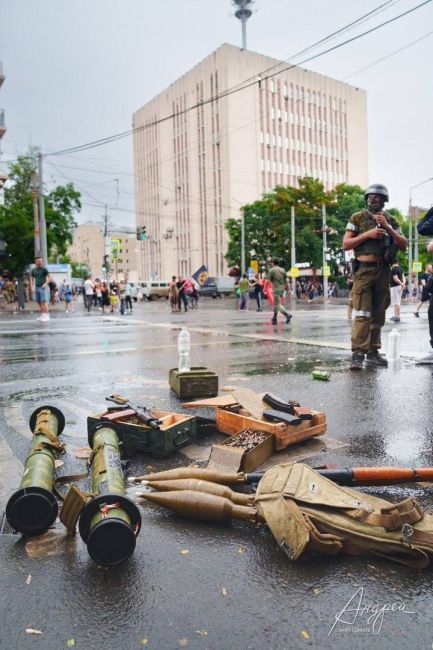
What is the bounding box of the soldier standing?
[342,184,407,370]
[268,259,292,325]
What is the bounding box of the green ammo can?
[169,366,218,399]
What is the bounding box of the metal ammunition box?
[87,409,197,457]
[169,367,218,399]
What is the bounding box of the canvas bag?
[255,463,433,569]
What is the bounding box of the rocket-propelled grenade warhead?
[138,489,258,524]
[129,467,245,485]
[145,478,254,506]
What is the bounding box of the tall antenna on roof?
[232,0,254,50]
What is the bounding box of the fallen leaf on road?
[180,549,189,555]
[196,630,208,636]
[66,640,75,647]
[54,460,64,469]
[178,639,188,647]
[25,575,32,585]
[140,640,148,646]
[26,629,42,635]
[222,587,228,596]
[238,546,246,553]
[301,630,310,639]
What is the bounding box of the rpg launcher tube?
[6,406,65,536]
[140,489,258,524]
[79,425,141,566]
[130,467,245,485]
[145,478,254,507]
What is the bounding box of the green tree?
[0,152,81,275]
[225,178,366,273]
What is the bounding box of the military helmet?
[364,183,389,202]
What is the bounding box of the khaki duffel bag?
[255,463,433,569]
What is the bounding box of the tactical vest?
[349,210,395,258]
[255,463,433,569]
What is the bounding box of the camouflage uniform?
[346,210,402,354]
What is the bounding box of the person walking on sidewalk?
[389,261,405,322]
[31,256,50,322]
[268,259,292,325]
[342,184,407,370]
[414,263,433,317]
[238,273,250,311]
[83,276,94,313]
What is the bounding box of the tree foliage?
[225,178,368,272]
[0,151,81,274]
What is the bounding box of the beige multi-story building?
[133,43,368,279]
[68,222,139,281]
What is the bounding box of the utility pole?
[415,206,419,291]
[31,170,40,257]
[103,204,110,281]
[290,205,296,296]
[241,212,245,274]
[408,198,413,298]
[38,152,48,265]
[322,204,328,301]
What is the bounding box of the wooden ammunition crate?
[208,430,273,473]
[169,367,218,399]
[87,409,197,457]
[215,406,327,451]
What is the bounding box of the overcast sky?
[1,0,433,228]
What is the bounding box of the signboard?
[111,239,121,260]
[289,266,300,278]
[412,261,422,273]
[250,260,259,274]
[323,265,331,277]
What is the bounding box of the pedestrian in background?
[31,256,50,322]
[94,278,102,310]
[389,260,405,323]
[83,276,94,313]
[238,273,250,311]
[252,273,264,311]
[125,282,133,312]
[101,281,110,313]
[414,263,433,317]
[268,259,292,324]
[169,276,178,313]
[417,240,433,363]
[61,283,73,314]
[118,280,126,315]
[177,277,188,312]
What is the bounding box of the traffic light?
[102,255,110,273]
[136,226,148,241]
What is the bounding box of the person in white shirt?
[83,276,94,313]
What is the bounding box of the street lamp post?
[408,176,433,296]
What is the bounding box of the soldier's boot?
[365,350,388,367]
[271,316,277,324]
[350,352,365,370]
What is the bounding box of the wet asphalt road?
[0,297,433,650]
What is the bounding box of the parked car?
[198,276,235,298]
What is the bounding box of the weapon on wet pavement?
[78,424,141,565]
[130,465,433,488]
[6,406,65,536]
[128,466,247,485]
[143,478,254,506]
[105,394,162,428]
[137,489,258,524]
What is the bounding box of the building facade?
[133,43,368,280]
[68,222,139,281]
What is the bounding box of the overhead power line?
[46,0,432,158]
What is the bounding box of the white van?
[138,280,170,300]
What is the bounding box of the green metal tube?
[6,405,65,535]
[79,425,141,566]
